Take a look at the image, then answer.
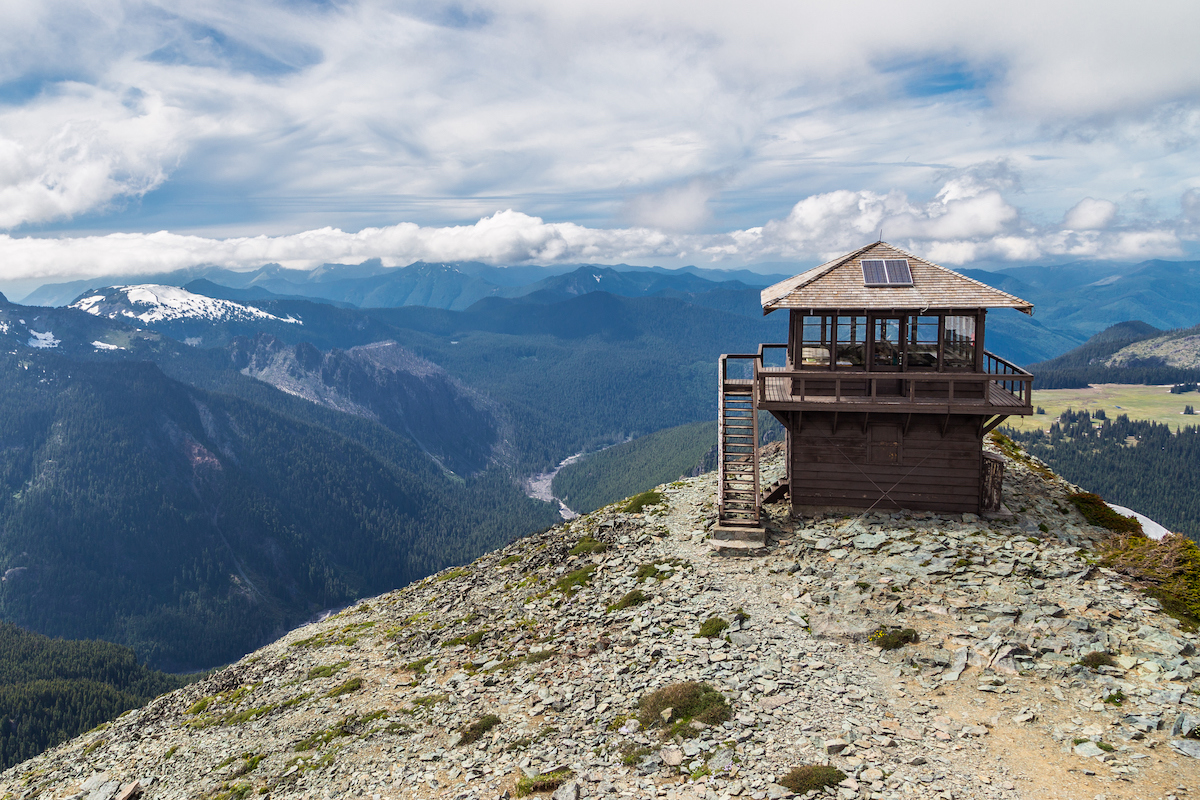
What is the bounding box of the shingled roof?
[760,242,1034,315]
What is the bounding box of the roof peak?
[760,242,1033,315]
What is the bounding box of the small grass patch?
[607,590,648,612]
[458,714,501,746]
[411,693,448,708]
[1104,690,1126,705]
[732,607,749,624]
[525,649,557,664]
[506,725,556,751]
[498,554,522,567]
[569,536,607,555]
[442,629,487,648]
[187,697,212,715]
[1079,651,1116,669]
[281,692,312,709]
[437,568,469,582]
[779,765,847,794]
[516,769,572,797]
[638,682,731,732]
[868,627,919,650]
[403,656,435,674]
[624,491,664,513]
[695,617,729,638]
[1097,741,1115,752]
[619,744,653,765]
[292,621,376,648]
[323,677,362,698]
[306,661,350,681]
[555,564,596,594]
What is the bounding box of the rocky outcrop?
[5,446,1199,800]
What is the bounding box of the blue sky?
[1,0,1199,289]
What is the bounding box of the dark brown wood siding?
[786,412,983,513]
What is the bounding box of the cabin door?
[869,316,904,396]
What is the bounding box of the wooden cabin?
[717,242,1034,531]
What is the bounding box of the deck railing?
[734,344,1032,410]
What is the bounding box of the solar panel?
[862,258,912,286]
[884,259,913,285]
[861,259,888,285]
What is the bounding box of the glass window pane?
[944,315,976,369]
[873,317,901,367]
[906,315,940,369]
[835,315,866,367]
[801,315,831,366]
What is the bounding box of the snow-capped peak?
[70,285,301,326]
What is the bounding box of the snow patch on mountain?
[71,285,301,326]
[27,330,59,348]
[92,340,124,351]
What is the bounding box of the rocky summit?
[5,443,1200,800]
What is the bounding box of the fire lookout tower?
[717,242,1035,534]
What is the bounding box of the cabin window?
[906,315,940,369]
[944,315,977,369]
[835,315,866,367]
[800,315,832,366]
[872,317,902,368]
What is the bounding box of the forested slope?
[0,353,558,671]
[1004,411,1200,543]
[0,623,195,770]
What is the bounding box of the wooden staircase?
[717,377,761,528]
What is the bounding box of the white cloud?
[1063,198,1118,230]
[0,0,1198,240]
[0,178,1192,286]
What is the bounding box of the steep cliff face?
[231,335,512,476]
[5,446,1200,800]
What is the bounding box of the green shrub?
[458,714,501,746]
[780,765,847,794]
[624,491,664,513]
[1067,492,1142,534]
[607,590,648,612]
[442,630,487,648]
[1079,651,1116,669]
[637,682,730,731]
[403,656,434,674]
[323,678,362,698]
[868,627,918,650]
[516,769,572,796]
[1102,532,1200,632]
[696,617,729,638]
[569,536,607,555]
[555,565,596,594]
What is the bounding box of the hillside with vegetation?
[0,623,195,770]
[550,421,717,514]
[0,351,559,671]
[1004,410,1200,543]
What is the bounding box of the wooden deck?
[721,347,1033,417]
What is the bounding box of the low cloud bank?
[0,178,1192,283]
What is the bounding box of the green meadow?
[1005,384,1200,432]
